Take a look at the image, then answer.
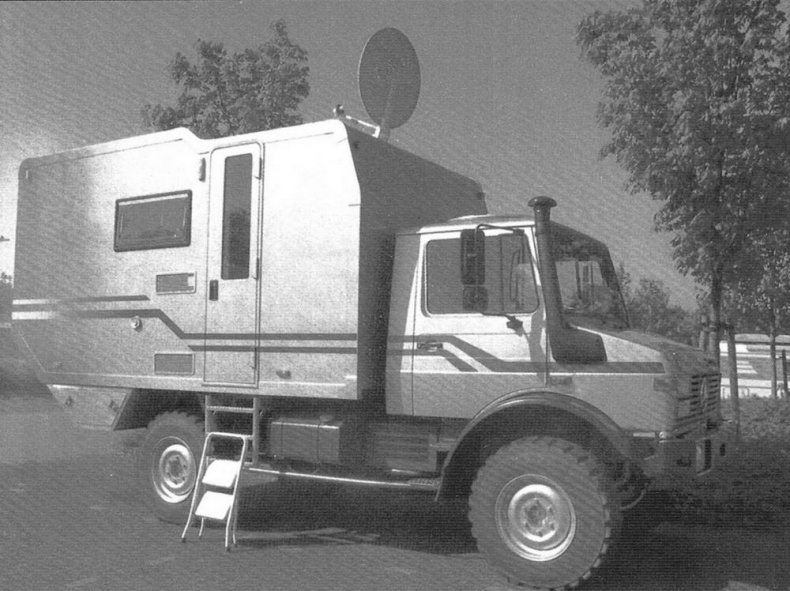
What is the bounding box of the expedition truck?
[11,119,733,589]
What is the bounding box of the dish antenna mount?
[334,28,421,141]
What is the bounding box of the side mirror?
[462,285,488,312]
[460,228,485,286]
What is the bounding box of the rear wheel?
[137,411,204,524]
[469,436,621,590]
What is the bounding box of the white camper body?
[13,120,485,410]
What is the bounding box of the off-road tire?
[469,436,621,589]
[137,411,204,524]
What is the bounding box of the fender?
[440,388,634,492]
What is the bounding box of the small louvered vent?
[156,272,196,294]
[154,353,194,375]
[367,423,438,472]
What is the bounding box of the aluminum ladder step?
[195,490,234,521]
[181,432,251,550]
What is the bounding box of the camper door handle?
[417,340,443,352]
[209,280,219,301]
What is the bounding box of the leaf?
[142,20,309,138]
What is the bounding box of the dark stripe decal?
[194,345,358,354]
[193,333,358,341]
[14,298,665,374]
[402,334,664,374]
[13,295,150,309]
[16,306,356,344]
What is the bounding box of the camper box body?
[13,120,485,411]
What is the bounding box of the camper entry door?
[204,143,263,386]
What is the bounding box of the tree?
[142,19,309,138]
[617,263,699,345]
[577,0,790,359]
[726,232,790,398]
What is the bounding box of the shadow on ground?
[234,479,790,591]
[236,481,475,555]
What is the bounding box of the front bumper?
[642,420,736,487]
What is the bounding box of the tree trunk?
[770,327,778,399]
[698,314,709,351]
[726,326,741,442]
[710,273,723,367]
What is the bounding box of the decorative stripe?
[13,295,150,308]
[394,334,665,374]
[12,297,666,375]
[194,345,358,354]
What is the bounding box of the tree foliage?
[142,19,309,138]
[617,263,699,344]
[577,0,790,354]
[725,231,790,396]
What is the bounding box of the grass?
[670,397,790,526]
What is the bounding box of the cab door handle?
[417,340,444,352]
[209,280,219,301]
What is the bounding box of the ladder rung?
[195,491,234,521]
[206,405,256,414]
[203,459,240,488]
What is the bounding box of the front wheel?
[469,436,621,590]
[137,411,204,524]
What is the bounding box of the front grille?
[675,373,721,434]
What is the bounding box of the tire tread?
[469,436,620,590]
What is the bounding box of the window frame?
[423,231,540,316]
[114,190,192,252]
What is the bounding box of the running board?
[244,464,440,492]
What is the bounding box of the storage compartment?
[268,415,360,464]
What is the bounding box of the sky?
[0,0,699,307]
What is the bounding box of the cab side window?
[425,233,538,315]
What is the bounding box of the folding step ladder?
[181,431,251,550]
[181,396,263,550]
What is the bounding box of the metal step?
[195,490,234,521]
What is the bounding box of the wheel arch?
[114,388,204,430]
[437,390,633,500]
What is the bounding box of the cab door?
[409,229,547,417]
[204,144,262,385]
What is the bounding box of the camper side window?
[114,191,191,251]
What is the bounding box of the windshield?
[552,226,629,330]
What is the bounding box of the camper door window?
[114,191,192,251]
[220,154,253,280]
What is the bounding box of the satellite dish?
[358,28,421,136]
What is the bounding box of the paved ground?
[1,333,789,591]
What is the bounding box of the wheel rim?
[495,474,577,562]
[151,436,197,504]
